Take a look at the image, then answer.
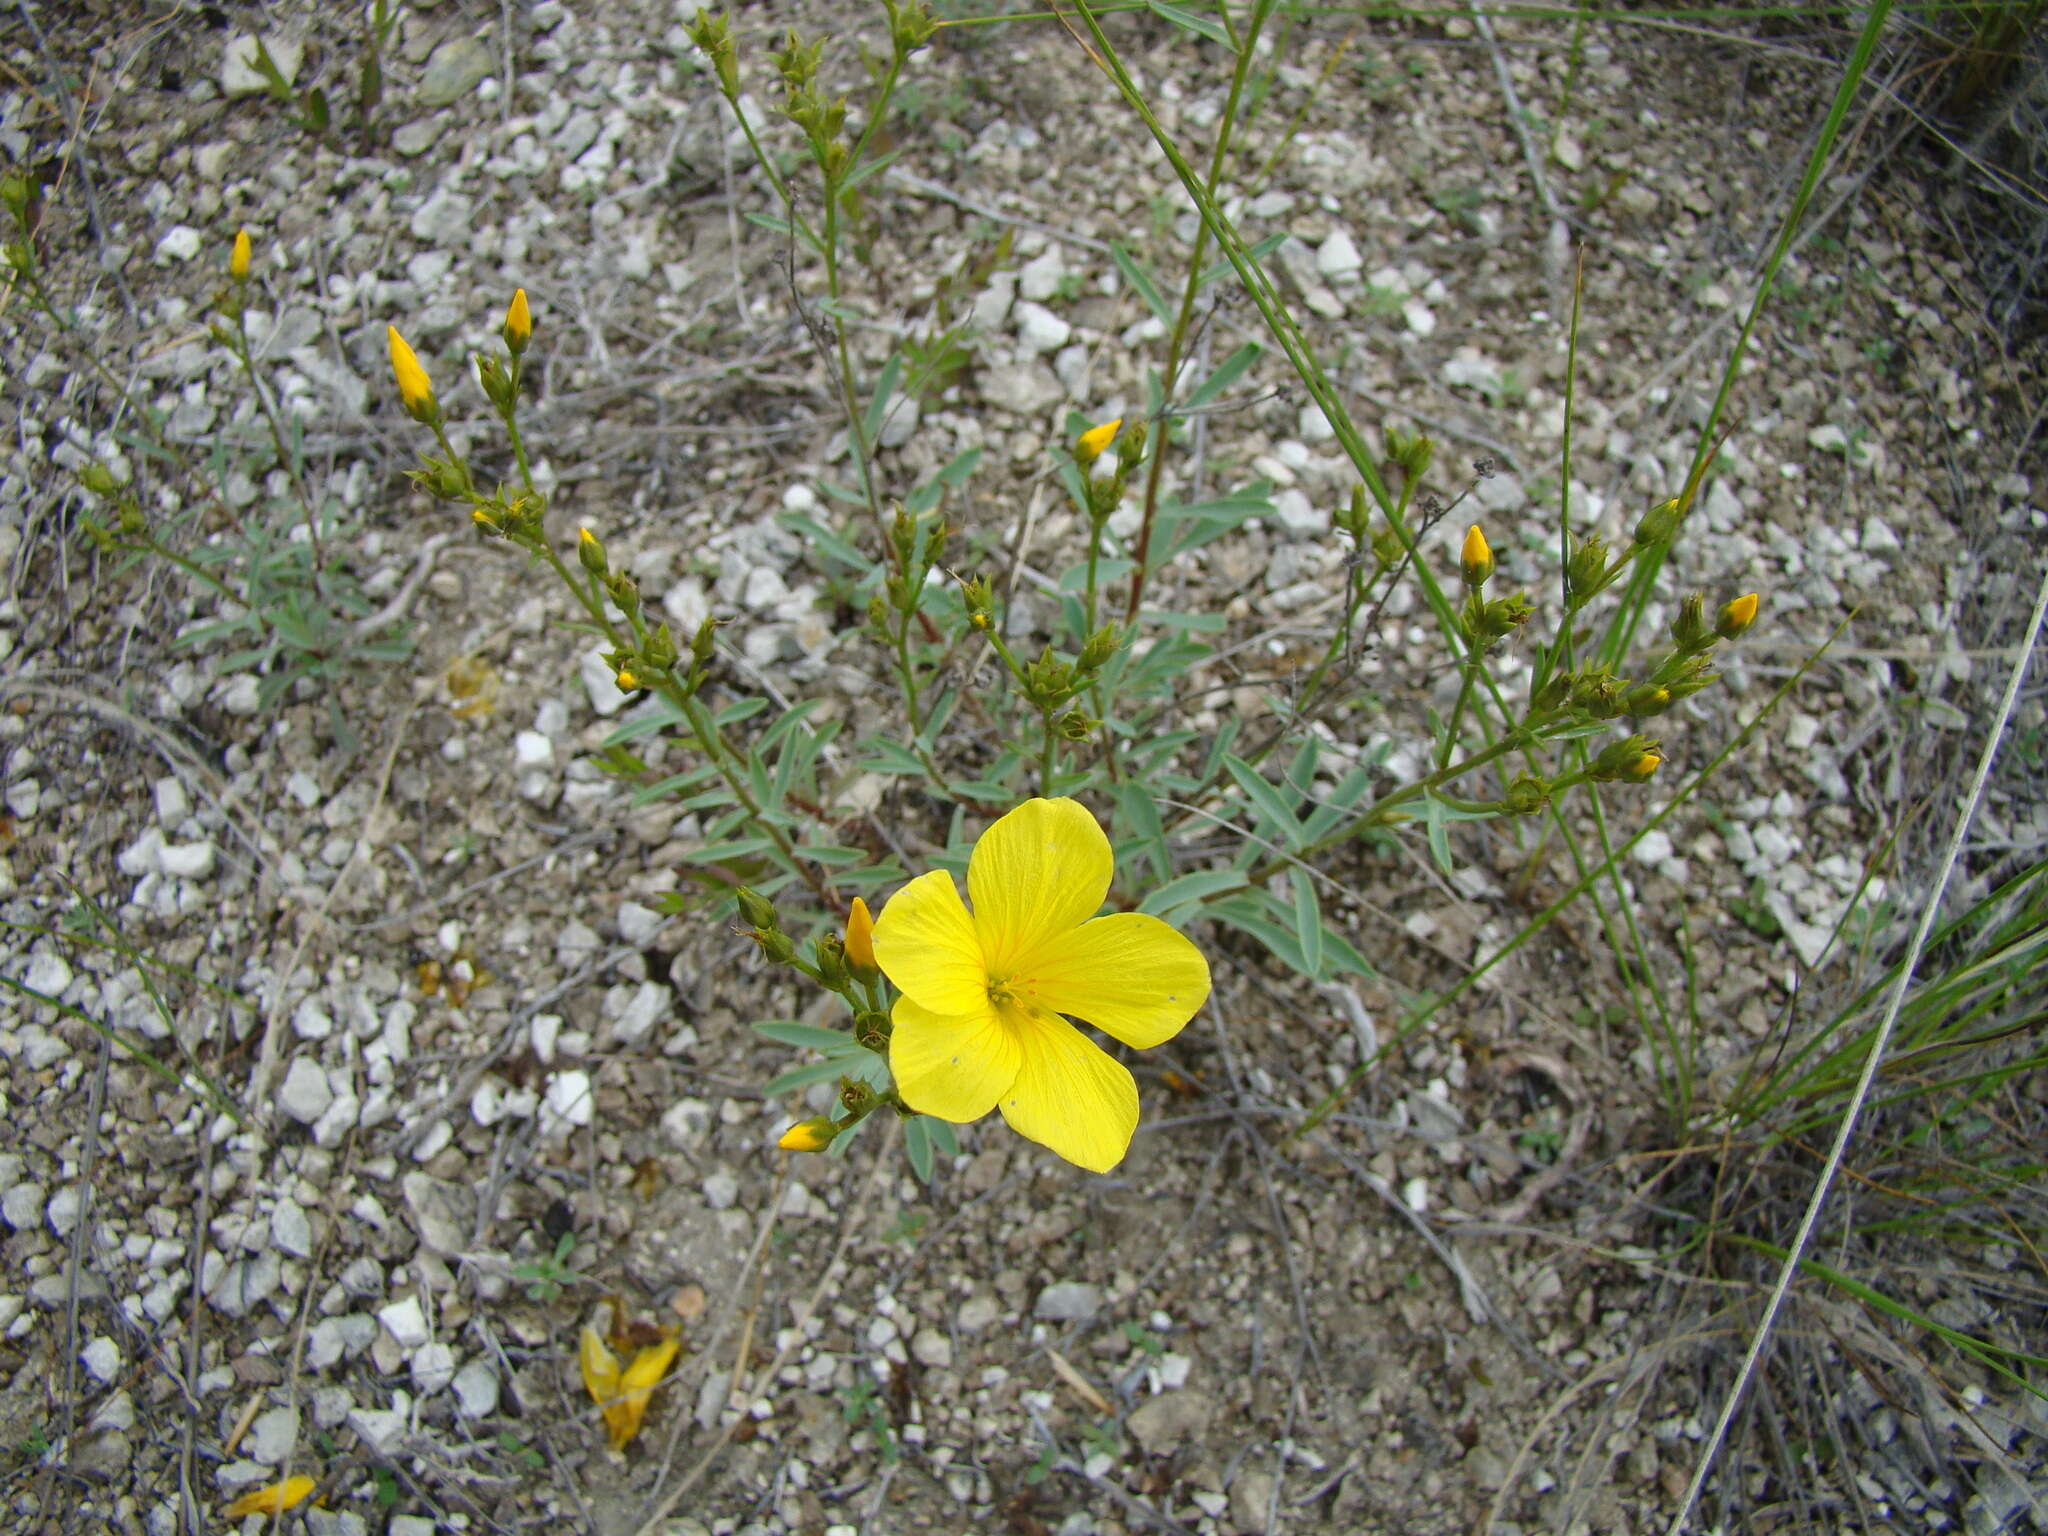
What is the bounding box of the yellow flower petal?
[229,228,251,281]
[997,1008,1139,1173]
[872,868,988,1016]
[224,1475,316,1518]
[606,1335,681,1450]
[967,798,1110,976]
[579,1323,622,1421]
[844,896,876,971]
[1015,912,1210,1049]
[889,994,1021,1123]
[387,325,435,421]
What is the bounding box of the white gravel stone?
[910,1328,953,1369]
[411,1341,457,1396]
[222,33,299,95]
[208,1251,280,1317]
[157,840,216,879]
[348,1395,411,1455]
[23,951,71,998]
[247,1406,297,1465]
[1,1182,41,1231]
[1018,250,1066,302]
[452,1359,500,1419]
[1033,1282,1102,1321]
[605,980,668,1045]
[377,1294,431,1350]
[1014,301,1072,355]
[513,730,554,768]
[579,649,628,716]
[311,1087,360,1149]
[278,1057,334,1124]
[1633,829,1674,866]
[153,225,203,263]
[80,1336,120,1383]
[616,901,665,946]
[269,1198,313,1258]
[702,1169,740,1210]
[1268,488,1323,540]
[1402,298,1437,336]
[661,1098,713,1148]
[1316,228,1363,277]
[540,1070,594,1134]
[118,829,165,877]
[46,1185,83,1235]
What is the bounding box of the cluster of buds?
[72,461,149,550]
[1009,625,1120,740]
[576,527,716,700]
[868,505,950,634]
[1073,416,1148,520]
[736,889,900,1154]
[1455,523,1534,647]
[1332,483,1408,572]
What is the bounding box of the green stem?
[1039,712,1058,797]
[1437,659,1480,773]
[230,302,324,572]
[1122,0,1277,628]
[1252,731,1528,882]
[533,537,829,900]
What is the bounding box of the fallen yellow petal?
[603,1334,681,1450]
[223,1475,316,1518]
[579,1323,622,1426]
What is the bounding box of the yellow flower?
[1076,417,1122,465]
[223,1475,317,1518]
[580,1324,680,1451]
[1716,591,1760,641]
[229,228,251,281]
[871,797,1210,1173]
[387,325,436,423]
[504,287,532,353]
[778,1115,838,1152]
[614,668,638,691]
[844,896,877,972]
[1460,524,1493,587]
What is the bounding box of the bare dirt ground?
[2,2,2045,1534]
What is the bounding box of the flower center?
[986,975,1021,1009]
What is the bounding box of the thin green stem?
[1122,0,1277,627]
[1437,659,1480,773]
[230,302,324,572]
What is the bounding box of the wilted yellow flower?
[1076,417,1122,465]
[387,326,436,423]
[229,228,251,281]
[1460,524,1493,587]
[580,1324,680,1451]
[777,1116,837,1152]
[504,287,532,353]
[845,896,876,972]
[871,797,1210,1173]
[1717,591,1760,641]
[223,1476,317,1518]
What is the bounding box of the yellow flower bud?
[615,668,638,691]
[1461,524,1493,587]
[223,1477,317,1519]
[1624,749,1662,782]
[1076,417,1122,465]
[1717,591,1760,641]
[229,228,251,281]
[387,325,436,423]
[777,1116,838,1153]
[845,896,876,972]
[504,287,532,354]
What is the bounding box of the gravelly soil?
[2,3,2044,1534]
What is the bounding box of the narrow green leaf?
[753,1020,862,1051]
[1223,754,1303,850]
[863,353,905,446]
[1110,240,1172,328]
[1138,869,1249,917]
[1145,0,1230,47]
[905,1115,934,1182]
[1183,341,1262,413]
[1292,874,1324,980]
